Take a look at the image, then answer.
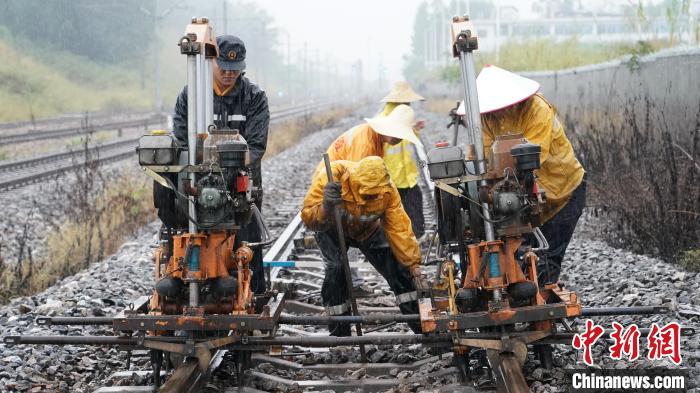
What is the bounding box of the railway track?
[82,129,437,393]
[0,101,326,145]
[0,110,155,132]
[0,101,335,193]
[4,110,696,392]
[0,114,164,145]
[90,130,509,393]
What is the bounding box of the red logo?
[572,319,605,366]
[609,322,640,361]
[572,320,684,366]
[647,322,682,365]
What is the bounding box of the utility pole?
[283,31,292,102]
[154,0,161,112]
[303,42,309,102]
[222,0,227,34]
[140,0,184,113]
[314,48,320,99]
[495,0,501,63]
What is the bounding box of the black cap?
[216,35,246,71]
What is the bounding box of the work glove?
[410,266,431,297]
[322,182,342,213]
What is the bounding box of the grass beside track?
[0,169,155,303]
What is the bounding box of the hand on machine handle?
[322,182,342,214]
[410,266,431,297]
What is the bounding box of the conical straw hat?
[365,104,421,145]
[381,81,425,103]
[476,65,540,113]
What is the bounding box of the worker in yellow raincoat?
[319,103,423,296]
[472,65,586,285]
[302,156,428,336]
[380,81,426,240]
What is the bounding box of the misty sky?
[259,0,428,83]
[254,0,657,83]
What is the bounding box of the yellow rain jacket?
[481,93,585,223]
[381,103,419,189]
[301,158,420,269]
[315,122,384,175]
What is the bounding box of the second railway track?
[0,101,334,193]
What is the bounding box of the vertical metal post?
[187,53,199,308]
[204,58,214,132]
[196,54,206,135]
[181,17,218,311]
[454,20,496,242]
[186,54,198,236]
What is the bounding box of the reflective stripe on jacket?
[380,102,419,189]
[301,160,420,268]
[481,93,585,223]
[383,140,418,189]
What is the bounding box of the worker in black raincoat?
[171,35,270,294]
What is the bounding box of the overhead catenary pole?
[222,0,227,34]
[140,0,185,112]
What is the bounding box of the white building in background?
[473,15,698,52]
[422,0,700,70]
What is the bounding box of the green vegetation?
[404,0,699,81]
[0,41,152,121]
[0,170,155,303]
[678,249,700,272]
[439,38,660,83]
[0,1,154,64]
[0,1,156,120]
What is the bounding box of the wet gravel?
[0,223,158,392]
[0,105,698,392]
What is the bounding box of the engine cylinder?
[155,277,184,298]
[211,276,238,298]
[511,142,541,171]
[455,287,479,312]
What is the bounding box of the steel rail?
[0,110,155,131]
[0,101,330,145]
[0,138,139,173]
[7,327,696,347]
[0,145,136,192]
[0,115,163,145]
[0,102,336,193]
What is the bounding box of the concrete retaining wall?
[523,48,700,138]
